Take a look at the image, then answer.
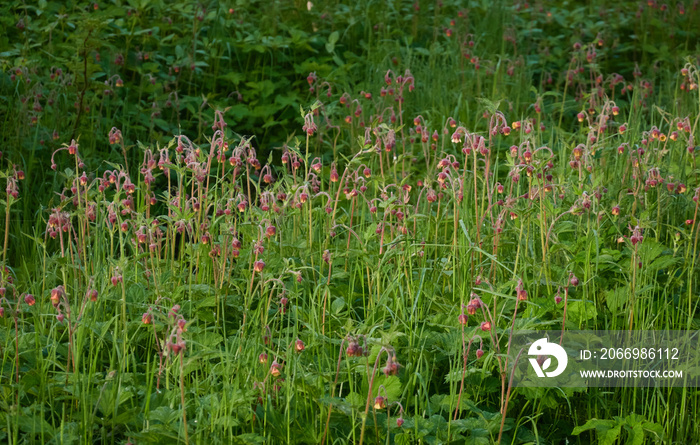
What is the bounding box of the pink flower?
[254,260,265,273]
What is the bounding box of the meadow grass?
[1,1,699,444]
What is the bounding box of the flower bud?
[373,396,386,409]
[270,360,282,377]
[254,260,265,273]
[51,286,65,306]
[570,274,579,287]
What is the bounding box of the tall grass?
[1,1,700,444]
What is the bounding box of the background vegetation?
[1,0,699,443]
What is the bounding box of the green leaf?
[395,433,413,445]
[567,300,597,324]
[605,286,628,312]
[345,391,364,408]
[234,433,266,444]
[221,71,244,85]
[148,405,179,424]
[646,254,680,272]
[326,32,338,53]
[331,297,345,314]
[627,422,645,445]
[333,54,345,66]
[476,97,502,114]
[214,416,241,428]
[328,31,339,45]
[572,418,621,445]
[197,296,218,307]
[17,415,54,436]
[641,420,664,439]
[600,424,623,445]
[176,284,214,299]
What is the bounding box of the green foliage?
[572,413,665,445]
[1,0,700,444]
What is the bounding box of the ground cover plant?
[1,0,700,443]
